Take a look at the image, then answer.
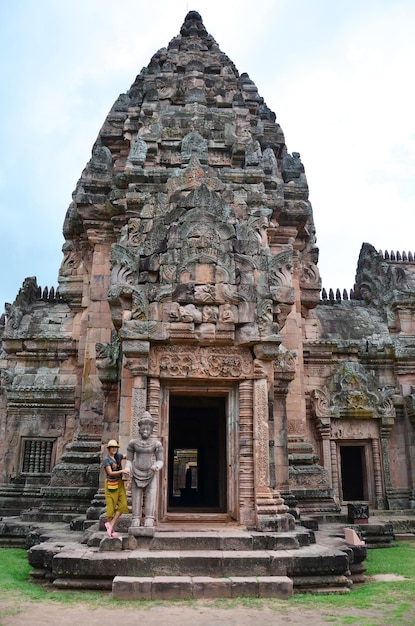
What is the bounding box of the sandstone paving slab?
[152,575,193,600]
[111,575,294,600]
[112,575,153,599]
[192,576,232,598]
[218,532,254,550]
[268,550,294,575]
[221,550,274,576]
[251,532,300,550]
[150,531,223,550]
[52,548,131,577]
[229,576,258,597]
[127,549,224,577]
[257,576,293,598]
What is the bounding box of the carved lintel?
[148,345,253,379]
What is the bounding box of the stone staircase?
[27,519,356,597]
[7,507,415,598]
[13,506,415,599]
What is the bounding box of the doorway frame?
[337,440,374,505]
[158,381,239,523]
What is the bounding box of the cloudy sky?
[1,0,414,307]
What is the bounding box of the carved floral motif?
[148,346,253,378]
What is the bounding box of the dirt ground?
[0,572,412,626]
[1,597,413,626]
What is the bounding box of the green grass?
[0,548,112,606]
[0,541,414,625]
[284,541,415,625]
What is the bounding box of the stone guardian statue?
[126,412,163,534]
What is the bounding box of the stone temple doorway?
[339,443,369,502]
[167,395,227,513]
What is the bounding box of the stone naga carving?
[4,276,40,334]
[281,151,305,183]
[96,339,120,385]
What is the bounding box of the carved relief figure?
[127,136,148,166]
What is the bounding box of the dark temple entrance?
[168,396,227,512]
[340,444,367,502]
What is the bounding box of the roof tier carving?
[52,11,322,346]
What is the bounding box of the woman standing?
[103,439,130,537]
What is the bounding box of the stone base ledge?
[112,575,293,600]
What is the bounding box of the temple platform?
[2,511,414,597]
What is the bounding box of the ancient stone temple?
[0,11,414,531]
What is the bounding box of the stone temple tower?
[1,11,414,525]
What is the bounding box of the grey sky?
[1,0,414,307]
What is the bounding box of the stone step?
[20,510,80,523]
[41,542,350,587]
[27,527,354,594]
[395,532,415,541]
[54,547,291,577]
[88,527,314,550]
[110,575,294,600]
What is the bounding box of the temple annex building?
[0,11,414,536]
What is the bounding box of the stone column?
[371,438,385,509]
[330,440,339,497]
[238,379,255,527]
[317,420,332,474]
[272,350,296,494]
[147,377,161,436]
[95,338,120,444]
[122,340,150,443]
[253,371,292,531]
[404,392,415,509]
[380,423,393,509]
[253,377,271,492]
[78,236,114,435]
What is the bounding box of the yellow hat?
[106,439,120,448]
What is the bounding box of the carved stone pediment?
[311,360,396,422]
[108,163,297,345]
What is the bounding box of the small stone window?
[21,438,55,475]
